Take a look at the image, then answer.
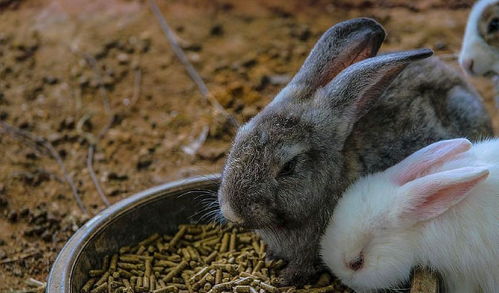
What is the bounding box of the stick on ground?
[148,0,239,128]
[438,53,458,60]
[86,69,141,207]
[87,145,110,207]
[0,121,88,214]
[84,107,114,208]
[76,51,115,208]
[131,68,142,106]
[0,251,39,264]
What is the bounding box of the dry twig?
[0,121,88,214]
[74,51,115,207]
[131,68,142,106]
[86,144,110,207]
[0,249,39,264]
[148,0,239,128]
[438,53,458,60]
[86,69,142,206]
[24,278,46,289]
[86,105,114,208]
[84,111,114,208]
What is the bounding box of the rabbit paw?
[275,263,319,287]
[265,248,280,262]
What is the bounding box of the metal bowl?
[47,174,220,292]
[47,174,438,292]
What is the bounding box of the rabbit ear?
[397,167,489,224]
[323,49,433,124]
[387,138,472,186]
[290,18,385,92]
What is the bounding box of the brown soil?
[0,0,497,290]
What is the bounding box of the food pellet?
[81,223,352,293]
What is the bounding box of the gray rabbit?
[217,18,493,285]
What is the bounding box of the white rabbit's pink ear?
[388,138,472,186]
[396,167,489,224]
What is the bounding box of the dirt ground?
[0,0,497,291]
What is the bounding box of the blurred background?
[0,0,497,290]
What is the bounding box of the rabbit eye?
[278,157,298,177]
[348,254,364,271]
[488,18,499,34]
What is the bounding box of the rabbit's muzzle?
[220,201,245,225]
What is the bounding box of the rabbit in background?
[460,0,499,107]
[217,17,493,285]
[321,138,499,293]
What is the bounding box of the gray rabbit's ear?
[290,18,385,91]
[324,49,433,122]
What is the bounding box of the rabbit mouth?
[233,215,286,230]
[232,219,267,230]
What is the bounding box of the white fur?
[321,138,499,292]
[459,0,499,75]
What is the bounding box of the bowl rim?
[46,174,220,293]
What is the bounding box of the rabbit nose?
[461,58,475,75]
[346,254,364,272]
[220,202,244,224]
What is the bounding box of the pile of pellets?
[81,223,351,293]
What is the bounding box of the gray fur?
[217,18,493,286]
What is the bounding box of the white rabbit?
[460,0,499,76]
[320,138,499,293]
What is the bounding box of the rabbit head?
[460,0,499,76]
[217,17,433,229]
[321,138,489,292]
